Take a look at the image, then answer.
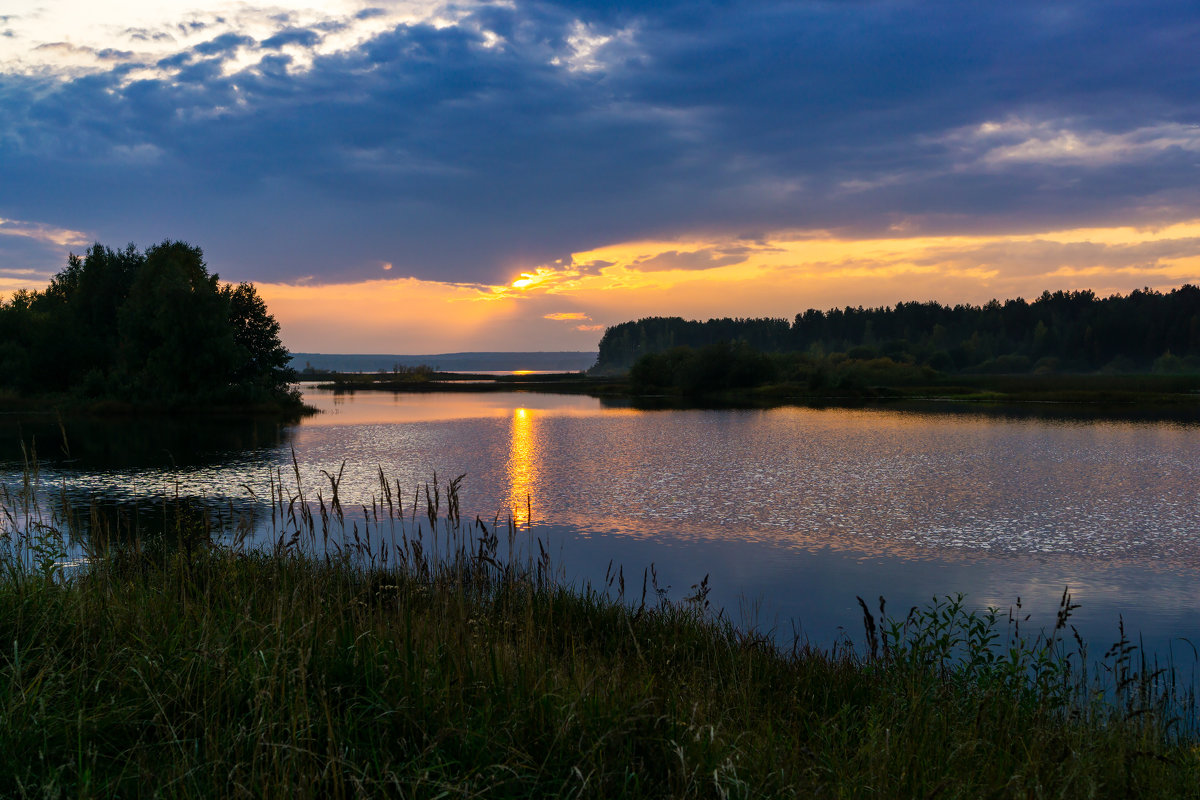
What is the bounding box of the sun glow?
[507,268,558,292]
[251,216,1200,353]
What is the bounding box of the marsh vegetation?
[1,461,1197,798]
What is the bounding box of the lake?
[5,385,1200,660]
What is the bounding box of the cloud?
[544,312,590,320]
[0,217,89,247]
[34,41,92,55]
[192,33,255,55]
[125,27,175,43]
[912,237,1200,280]
[630,249,749,272]
[2,0,1200,294]
[945,119,1200,168]
[261,28,322,50]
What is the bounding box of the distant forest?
[0,241,298,409]
[595,287,1200,377]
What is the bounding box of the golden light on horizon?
[252,216,1200,353]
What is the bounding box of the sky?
[2,0,1200,353]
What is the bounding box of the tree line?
[595,286,1200,376]
[0,241,299,409]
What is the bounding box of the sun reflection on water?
[507,407,537,525]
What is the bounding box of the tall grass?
[0,458,1197,797]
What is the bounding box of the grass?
[0,464,1198,797]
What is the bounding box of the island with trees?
[0,240,304,415]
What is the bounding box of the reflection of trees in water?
[0,413,295,548]
[0,414,296,470]
[54,492,267,551]
[602,392,1200,425]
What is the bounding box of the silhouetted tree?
[0,240,299,409]
[224,281,294,394]
[595,286,1200,377]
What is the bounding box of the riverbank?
[315,370,1200,414]
[0,387,317,419]
[314,370,618,395]
[1,513,1196,797]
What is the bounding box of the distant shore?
[310,370,1200,415]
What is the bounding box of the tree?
[118,241,239,400]
[224,282,296,395]
[0,239,301,410]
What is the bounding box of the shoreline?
[310,371,1200,419]
[0,391,318,420]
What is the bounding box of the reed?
[0,461,1197,798]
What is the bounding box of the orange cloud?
[544,312,591,321]
[0,217,90,247]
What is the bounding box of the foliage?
[630,341,778,394]
[0,241,299,408]
[596,285,1200,375]
[629,344,938,396]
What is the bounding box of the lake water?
[4,386,1200,659]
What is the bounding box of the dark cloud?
[177,19,214,34]
[2,0,1199,284]
[155,50,194,69]
[576,259,615,275]
[96,48,134,61]
[631,249,750,272]
[192,33,255,55]
[261,29,322,49]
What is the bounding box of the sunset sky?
[3,0,1200,352]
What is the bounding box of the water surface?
[5,387,1199,655]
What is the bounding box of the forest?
[595,286,1200,378]
[0,241,299,410]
